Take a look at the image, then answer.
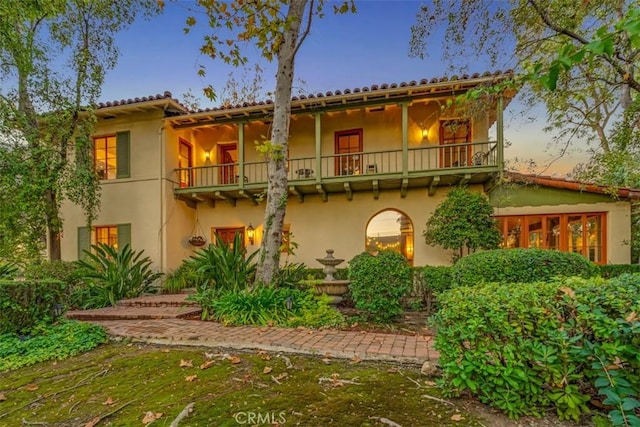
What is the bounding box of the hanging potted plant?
[188,209,207,247]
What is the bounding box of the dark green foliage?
[436,275,640,423]
[452,248,598,287]
[271,262,308,288]
[348,251,412,323]
[187,233,257,295]
[0,262,19,279]
[0,279,65,334]
[423,187,501,261]
[204,287,344,328]
[75,243,163,308]
[599,263,640,279]
[302,268,349,280]
[161,262,205,294]
[421,265,453,313]
[23,260,84,308]
[0,320,107,371]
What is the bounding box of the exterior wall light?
[421,128,429,140]
[204,149,211,161]
[247,223,255,245]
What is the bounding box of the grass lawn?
[0,342,486,426]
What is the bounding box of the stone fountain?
[315,249,350,304]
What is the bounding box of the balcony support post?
[401,102,409,178]
[497,95,504,179]
[315,113,322,183]
[238,122,245,190]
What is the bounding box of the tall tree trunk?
[255,0,308,285]
[45,189,61,260]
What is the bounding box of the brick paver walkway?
[90,319,438,365]
[72,293,439,365]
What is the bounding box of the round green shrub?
[347,251,412,323]
[452,248,598,287]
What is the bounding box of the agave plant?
[76,243,163,308]
[187,232,257,295]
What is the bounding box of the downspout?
[158,125,165,272]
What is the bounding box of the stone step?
[66,305,202,321]
[116,293,199,308]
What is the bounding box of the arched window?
[366,209,414,264]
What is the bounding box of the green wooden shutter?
[77,227,91,259]
[116,131,130,179]
[117,223,131,249]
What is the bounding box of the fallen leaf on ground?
[161,349,170,353]
[103,397,115,405]
[142,411,163,424]
[274,373,288,381]
[350,355,362,363]
[321,358,331,364]
[261,354,271,361]
[451,414,464,421]
[200,360,215,370]
[25,384,38,391]
[204,352,215,359]
[179,359,193,368]
[0,393,6,401]
[626,311,637,322]
[424,380,437,387]
[185,375,197,382]
[229,356,241,364]
[85,416,100,427]
[263,366,273,374]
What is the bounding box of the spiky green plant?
[0,262,19,279]
[187,232,257,294]
[76,243,163,308]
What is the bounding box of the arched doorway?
[365,209,414,264]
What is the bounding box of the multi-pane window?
[495,213,606,264]
[93,131,130,180]
[95,225,119,248]
[439,119,471,167]
[335,129,363,176]
[94,135,117,179]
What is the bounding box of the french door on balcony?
[178,139,193,187]
[439,119,471,167]
[218,143,238,185]
[335,129,363,176]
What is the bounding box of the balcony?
[174,141,500,205]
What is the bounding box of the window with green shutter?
[77,227,91,259]
[77,223,132,259]
[93,131,130,180]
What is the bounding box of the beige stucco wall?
[60,111,165,268]
[183,185,472,269]
[492,202,632,264]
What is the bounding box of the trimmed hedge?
[348,251,412,322]
[599,263,640,278]
[452,248,598,287]
[0,279,66,334]
[436,274,640,423]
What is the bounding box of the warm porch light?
[204,149,211,160]
[421,128,429,140]
[246,223,255,245]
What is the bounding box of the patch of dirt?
[337,308,434,335]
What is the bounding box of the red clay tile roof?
[94,70,514,120]
[506,172,640,199]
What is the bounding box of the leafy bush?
[421,265,453,313]
[161,262,205,294]
[272,262,308,289]
[187,233,257,295]
[436,275,640,423]
[452,248,598,287]
[599,263,640,278]
[22,260,84,308]
[303,267,349,280]
[204,287,344,328]
[0,262,19,279]
[75,243,163,308]
[0,320,107,371]
[0,279,66,334]
[348,251,412,323]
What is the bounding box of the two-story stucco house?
[59,71,637,271]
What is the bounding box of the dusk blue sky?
[100,1,587,174]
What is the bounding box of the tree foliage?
[410,1,639,156]
[187,0,355,285]
[0,0,160,261]
[423,187,501,261]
